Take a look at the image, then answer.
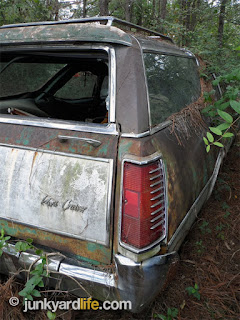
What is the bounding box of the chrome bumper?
[0,244,179,312]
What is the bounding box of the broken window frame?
[0,45,117,135]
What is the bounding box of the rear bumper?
[0,244,179,312]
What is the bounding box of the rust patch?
[0,219,110,265]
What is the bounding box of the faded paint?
[0,146,112,245]
[115,119,219,256]
[0,24,132,46]
[0,122,118,265]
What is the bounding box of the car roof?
[0,16,191,57]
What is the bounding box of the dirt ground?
[1,135,239,320]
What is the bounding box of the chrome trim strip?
[109,48,116,123]
[150,220,164,230]
[134,36,152,130]
[59,262,115,287]
[0,143,111,162]
[120,121,172,138]
[106,159,114,232]
[121,130,150,138]
[150,199,164,209]
[151,212,165,223]
[150,186,164,194]
[0,116,119,135]
[151,193,164,201]
[149,167,160,174]
[150,173,162,181]
[150,180,161,188]
[151,207,163,216]
[137,40,152,130]
[150,121,172,135]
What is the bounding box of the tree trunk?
[218,0,228,48]
[152,0,156,20]
[160,0,167,20]
[54,0,59,21]
[125,0,133,22]
[99,0,109,16]
[83,0,87,18]
[190,0,201,32]
[136,0,143,26]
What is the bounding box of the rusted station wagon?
[0,17,230,311]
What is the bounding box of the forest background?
[0,0,239,75]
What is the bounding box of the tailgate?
[0,121,118,265]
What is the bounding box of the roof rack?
[0,16,173,43]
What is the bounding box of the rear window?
[0,62,64,98]
[143,53,201,126]
[0,51,109,124]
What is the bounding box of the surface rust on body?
[0,218,110,265]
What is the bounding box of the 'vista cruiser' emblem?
[41,195,87,213]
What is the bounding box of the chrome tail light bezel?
[119,154,168,254]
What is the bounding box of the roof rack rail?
[0,16,173,43]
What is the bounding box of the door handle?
[58,135,101,148]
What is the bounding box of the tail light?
[120,158,166,251]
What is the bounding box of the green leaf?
[194,283,199,290]
[206,145,210,153]
[47,311,56,320]
[38,280,44,288]
[216,123,231,131]
[201,105,213,113]
[213,142,224,147]
[212,78,220,86]
[31,289,41,297]
[218,101,229,110]
[26,294,33,301]
[217,110,233,123]
[230,100,240,114]
[209,127,222,135]
[207,132,214,143]
[222,132,234,138]
[203,137,209,145]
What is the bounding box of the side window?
[54,71,98,100]
[143,53,201,126]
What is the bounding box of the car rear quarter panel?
[114,122,219,255]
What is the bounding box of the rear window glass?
[0,51,109,124]
[55,71,97,100]
[0,62,64,98]
[143,53,201,126]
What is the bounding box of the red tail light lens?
[121,159,166,251]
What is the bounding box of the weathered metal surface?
[114,119,219,256]
[0,122,118,264]
[0,146,112,245]
[0,23,132,46]
[0,218,111,265]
